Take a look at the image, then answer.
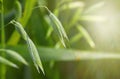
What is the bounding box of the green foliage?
[7,0,36,45]
[1,0,120,79]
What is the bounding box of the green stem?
[0,0,6,79]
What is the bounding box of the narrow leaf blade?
[0,56,18,68]
[70,33,82,43]
[84,1,105,14]
[60,1,84,11]
[0,49,28,65]
[77,25,95,48]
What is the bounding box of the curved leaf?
[84,1,105,14]
[0,56,18,68]
[0,49,28,65]
[77,25,95,48]
[14,0,22,20]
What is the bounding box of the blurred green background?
[1,0,120,79]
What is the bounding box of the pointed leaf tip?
[0,49,28,66]
[0,56,19,68]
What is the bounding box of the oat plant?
[0,0,70,79]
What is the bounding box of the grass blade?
[70,33,82,44]
[20,0,36,26]
[10,20,45,74]
[46,27,53,39]
[0,49,28,65]
[59,1,84,11]
[55,41,63,48]
[55,0,71,8]
[54,1,84,17]
[14,0,22,20]
[44,16,53,39]
[8,45,120,61]
[0,56,18,68]
[80,15,106,22]
[67,8,83,30]
[77,25,95,48]
[84,1,105,14]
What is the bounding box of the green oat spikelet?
[45,7,69,47]
[10,20,45,74]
